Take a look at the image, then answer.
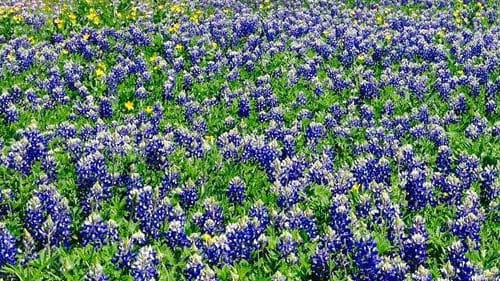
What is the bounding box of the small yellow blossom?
[128,7,138,21]
[68,13,77,25]
[204,135,215,142]
[376,15,384,25]
[190,9,203,24]
[145,106,153,114]
[149,55,158,63]
[124,101,134,111]
[83,33,90,40]
[7,52,15,62]
[87,8,100,25]
[175,44,183,51]
[95,63,106,79]
[62,49,69,55]
[169,23,180,33]
[13,14,23,23]
[211,42,218,49]
[201,233,216,244]
[170,4,184,14]
[96,68,105,78]
[351,183,360,193]
[54,18,64,29]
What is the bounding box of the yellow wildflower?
[376,14,384,25]
[95,68,105,79]
[54,18,64,29]
[169,23,180,33]
[83,33,90,40]
[68,13,77,25]
[62,49,69,55]
[7,52,15,62]
[190,9,203,24]
[175,44,183,51]
[87,8,100,25]
[351,184,360,193]
[128,7,138,21]
[96,63,106,79]
[211,42,218,49]
[13,14,23,23]
[204,135,215,142]
[145,106,153,114]
[124,101,134,111]
[149,55,158,63]
[170,4,184,14]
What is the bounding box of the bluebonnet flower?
[85,264,109,281]
[436,145,452,173]
[80,213,118,248]
[354,235,381,281]
[221,216,268,264]
[0,189,13,219]
[178,180,199,210]
[25,184,72,248]
[329,194,354,251]
[402,167,434,211]
[161,167,180,197]
[403,216,428,271]
[441,174,464,206]
[98,97,113,119]
[112,232,146,270]
[164,220,190,249]
[455,154,480,190]
[277,231,300,264]
[446,241,475,281]
[0,223,17,268]
[184,254,218,281]
[377,255,407,281]
[238,96,250,118]
[451,190,485,249]
[130,246,159,281]
[310,247,330,281]
[249,200,271,233]
[6,123,48,176]
[273,156,308,186]
[306,122,325,146]
[451,93,468,114]
[143,136,175,170]
[193,198,225,235]
[20,229,37,264]
[227,177,246,204]
[128,186,170,239]
[479,166,499,207]
[411,266,433,281]
[276,207,318,240]
[274,180,304,210]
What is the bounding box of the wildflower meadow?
[0,0,498,280]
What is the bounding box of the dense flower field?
[0,0,499,280]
